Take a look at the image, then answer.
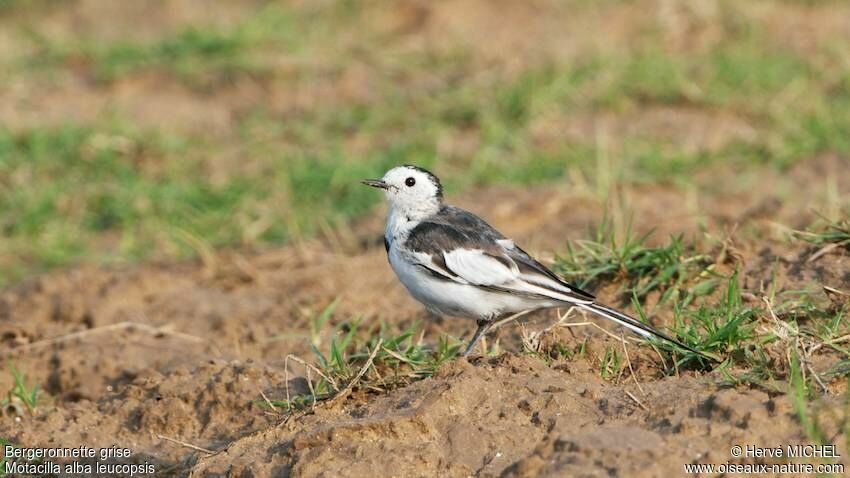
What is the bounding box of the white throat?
[385,202,440,243]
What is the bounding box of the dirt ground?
[2,0,850,477]
[1,152,849,476]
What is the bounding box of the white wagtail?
[363,165,710,359]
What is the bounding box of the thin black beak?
[361,179,389,189]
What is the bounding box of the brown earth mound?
[189,356,835,477]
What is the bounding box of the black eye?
[405,177,416,187]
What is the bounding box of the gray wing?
[403,207,595,303]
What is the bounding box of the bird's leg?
[462,318,493,357]
[462,310,534,357]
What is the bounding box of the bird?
[362,164,711,359]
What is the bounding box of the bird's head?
[362,165,444,220]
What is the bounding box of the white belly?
[388,245,548,320]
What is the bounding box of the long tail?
[578,302,719,362]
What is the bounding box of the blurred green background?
[1,0,849,286]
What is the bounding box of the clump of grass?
[776,289,849,346]
[702,280,850,396]
[598,345,623,382]
[554,219,717,305]
[669,272,758,364]
[667,273,842,390]
[789,347,829,444]
[1,364,41,415]
[793,215,850,262]
[262,320,462,413]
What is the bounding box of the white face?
[363,166,443,220]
